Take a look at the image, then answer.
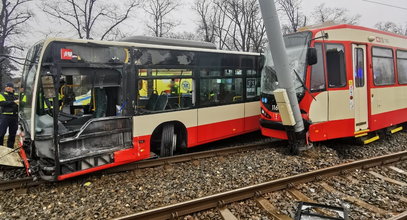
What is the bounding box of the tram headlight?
[261,108,271,119]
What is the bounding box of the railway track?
[0,140,277,191]
[114,150,407,220]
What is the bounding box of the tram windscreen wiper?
[293,69,316,101]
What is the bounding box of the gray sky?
[300,0,407,27]
[16,0,407,57]
[8,0,405,77]
[175,0,407,32]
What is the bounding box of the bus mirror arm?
[310,32,329,41]
[293,69,316,101]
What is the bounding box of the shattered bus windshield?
[19,42,43,136]
[24,41,133,163]
[261,31,311,95]
[35,42,129,133]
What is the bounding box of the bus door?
[352,44,368,131]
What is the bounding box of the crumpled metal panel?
[59,116,132,162]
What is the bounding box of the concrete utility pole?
[258,0,304,133]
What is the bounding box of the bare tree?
[312,3,360,25]
[0,0,32,87]
[41,0,141,40]
[144,0,180,37]
[212,0,232,50]
[277,0,306,34]
[193,0,230,49]
[194,0,216,43]
[375,21,407,36]
[193,0,266,52]
[249,13,267,52]
[215,0,265,52]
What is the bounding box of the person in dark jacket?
[0,82,19,148]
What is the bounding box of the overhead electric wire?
[362,0,407,11]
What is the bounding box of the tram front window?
[261,31,311,95]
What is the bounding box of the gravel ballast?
[0,131,407,219]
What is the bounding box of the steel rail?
[114,150,407,220]
[0,141,276,191]
[0,177,45,191]
[387,210,407,220]
[105,141,276,174]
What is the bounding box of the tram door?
[352,44,368,131]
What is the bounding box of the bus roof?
[120,36,217,50]
[38,37,261,56]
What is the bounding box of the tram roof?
[299,23,407,40]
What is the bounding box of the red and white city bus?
[19,37,262,180]
[260,24,407,146]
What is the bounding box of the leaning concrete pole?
[258,0,304,133]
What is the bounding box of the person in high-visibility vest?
[0,83,19,148]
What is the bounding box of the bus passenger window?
[246,78,260,99]
[137,76,194,113]
[326,44,346,88]
[200,78,243,105]
[310,43,325,91]
[373,47,395,86]
[397,50,407,84]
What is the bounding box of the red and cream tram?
[260,24,407,144]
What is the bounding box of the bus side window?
[200,78,243,105]
[137,77,194,112]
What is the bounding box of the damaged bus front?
[19,39,145,181]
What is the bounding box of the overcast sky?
[300,0,407,27]
[174,0,407,33]
[17,0,407,56]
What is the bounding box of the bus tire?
[160,124,176,157]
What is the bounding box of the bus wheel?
[160,124,176,157]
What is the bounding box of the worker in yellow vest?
[0,83,19,148]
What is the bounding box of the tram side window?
[397,50,407,84]
[200,78,243,105]
[372,47,395,86]
[355,48,365,87]
[310,43,325,91]
[326,44,346,88]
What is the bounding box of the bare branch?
[311,3,360,25]
[101,1,139,40]
[0,0,32,86]
[41,0,141,40]
[144,0,180,37]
